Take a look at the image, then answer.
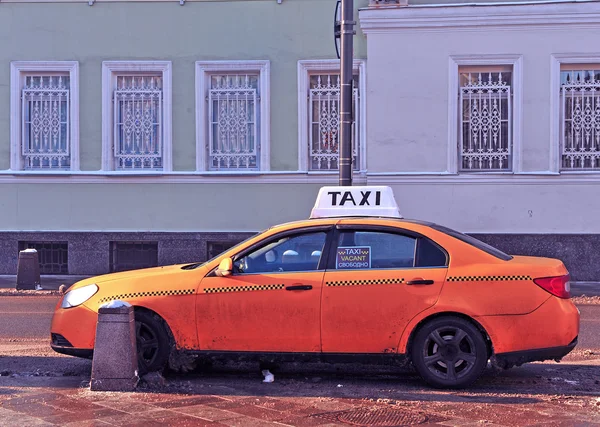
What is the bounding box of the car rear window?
[430,224,513,261]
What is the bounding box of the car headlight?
[61,284,99,309]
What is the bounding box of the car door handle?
[285,285,313,291]
[406,279,434,285]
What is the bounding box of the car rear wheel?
[135,310,170,375]
[410,316,488,389]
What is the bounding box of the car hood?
[69,263,205,289]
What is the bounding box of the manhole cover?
[336,407,428,426]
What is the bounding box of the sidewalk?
[1,275,599,295]
[0,275,89,291]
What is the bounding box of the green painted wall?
[0,0,368,172]
[0,182,329,231]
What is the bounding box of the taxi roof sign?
[310,186,403,219]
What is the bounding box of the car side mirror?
[215,258,233,277]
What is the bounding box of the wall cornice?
[360,1,600,33]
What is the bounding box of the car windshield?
[430,224,513,261]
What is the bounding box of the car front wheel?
[134,310,171,375]
[410,316,488,389]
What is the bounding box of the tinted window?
[431,224,512,261]
[335,231,417,269]
[235,231,327,274]
[415,237,448,267]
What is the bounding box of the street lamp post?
[335,0,355,186]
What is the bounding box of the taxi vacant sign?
[336,246,371,269]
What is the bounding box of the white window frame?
[448,55,523,174]
[10,61,79,171]
[102,61,172,172]
[550,54,600,174]
[297,59,367,173]
[195,60,270,172]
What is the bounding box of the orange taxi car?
[50,186,579,388]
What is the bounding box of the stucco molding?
[10,61,80,171]
[550,53,600,174]
[6,170,600,185]
[195,60,271,172]
[101,61,172,171]
[447,54,523,174]
[297,59,367,173]
[359,1,600,33]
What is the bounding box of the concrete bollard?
[90,301,139,392]
[16,249,41,290]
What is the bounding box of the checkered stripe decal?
[98,289,195,303]
[447,275,532,282]
[326,278,405,287]
[204,284,285,294]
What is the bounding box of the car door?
[321,224,449,354]
[197,226,333,353]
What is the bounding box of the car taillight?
[533,274,571,299]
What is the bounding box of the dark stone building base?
[471,234,599,282]
[0,231,256,276]
[0,232,597,281]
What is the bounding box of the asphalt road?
[0,296,598,348]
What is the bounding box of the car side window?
[335,231,416,269]
[334,230,448,270]
[234,231,327,274]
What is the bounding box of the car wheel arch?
[405,311,494,362]
[133,306,176,348]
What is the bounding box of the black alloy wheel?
[134,310,170,375]
[411,316,488,389]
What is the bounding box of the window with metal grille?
[459,66,513,171]
[309,73,360,171]
[110,241,158,273]
[207,241,242,260]
[114,75,162,170]
[208,74,260,170]
[21,75,70,170]
[560,67,600,170]
[18,241,68,274]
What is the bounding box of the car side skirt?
[185,351,411,367]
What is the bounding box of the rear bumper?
[492,336,578,369]
[476,296,580,354]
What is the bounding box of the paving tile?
[153,395,223,409]
[40,407,125,424]
[60,422,112,427]
[145,413,228,427]
[217,401,288,422]
[218,416,294,427]
[40,396,104,412]
[175,404,246,421]
[96,413,167,427]
[2,393,61,408]
[6,402,72,418]
[93,399,161,413]
[0,406,55,426]
[246,396,311,413]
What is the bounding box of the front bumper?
[50,303,98,356]
[492,336,578,369]
[50,335,94,359]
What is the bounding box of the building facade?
[1,0,599,281]
[0,0,368,276]
[360,0,600,281]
